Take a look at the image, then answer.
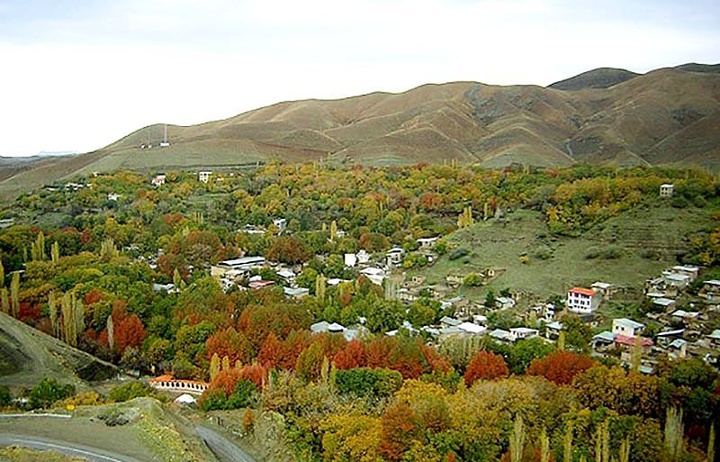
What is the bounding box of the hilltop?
[1,63,719,197]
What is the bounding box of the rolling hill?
[0,312,116,389]
[1,63,719,197]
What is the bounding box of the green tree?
[28,378,75,409]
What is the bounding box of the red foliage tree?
[238,363,267,390]
[378,402,418,461]
[333,339,366,370]
[464,350,509,387]
[257,333,283,369]
[421,344,451,374]
[206,327,253,366]
[98,302,147,355]
[209,369,242,396]
[83,289,103,306]
[526,350,596,385]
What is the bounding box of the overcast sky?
[0,0,718,157]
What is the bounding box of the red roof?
[614,335,653,347]
[569,287,596,296]
[148,375,209,387]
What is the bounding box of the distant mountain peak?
[548,67,641,91]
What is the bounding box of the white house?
[211,256,266,277]
[386,247,404,266]
[151,174,166,187]
[510,327,539,340]
[612,318,645,338]
[660,184,674,197]
[198,171,212,183]
[567,287,602,313]
[344,253,358,267]
[417,237,440,250]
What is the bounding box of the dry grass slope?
[1,64,719,196]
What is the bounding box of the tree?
[379,402,418,461]
[526,350,595,385]
[28,378,75,409]
[265,236,311,264]
[464,351,509,387]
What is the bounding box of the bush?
[108,381,155,403]
[462,273,483,287]
[61,391,104,407]
[0,385,11,407]
[448,247,469,261]
[28,378,75,410]
[333,368,403,398]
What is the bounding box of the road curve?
[195,425,257,462]
[0,434,147,462]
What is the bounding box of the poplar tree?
[10,271,20,317]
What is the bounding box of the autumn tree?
[526,350,595,385]
[464,350,509,386]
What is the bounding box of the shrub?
[462,273,483,287]
[0,385,11,407]
[108,381,154,403]
[333,368,403,398]
[28,378,75,410]
[448,247,469,261]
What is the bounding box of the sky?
[0,0,718,157]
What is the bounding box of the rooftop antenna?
[160,124,170,147]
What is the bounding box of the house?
[670,265,700,282]
[592,331,617,351]
[591,282,615,299]
[567,287,601,314]
[397,288,417,302]
[699,280,720,303]
[496,296,516,310]
[660,184,674,197]
[668,339,688,359]
[272,218,287,233]
[445,274,464,288]
[510,327,539,341]
[662,271,690,289]
[311,321,345,334]
[417,237,439,250]
[707,330,720,348]
[655,329,685,347]
[276,269,296,285]
[211,256,266,277]
[356,250,371,265]
[457,322,487,335]
[652,297,676,311]
[107,193,120,201]
[151,174,166,187]
[612,318,645,338]
[545,321,563,339]
[249,280,275,290]
[344,253,357,267]
[198,171,212,183]
[386,247,404,266]
[671,310,700,322]
[360,267,385,286]
[488,329,515,342]
[439,316,461,328]
[283,287,309,299]
[614,334,653,359]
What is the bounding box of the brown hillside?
[1,64,719,196]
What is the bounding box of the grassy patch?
[413,203,716,300]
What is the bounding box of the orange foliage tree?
[378,402,418,461]
[205,327,254,366]
[526,350,595,385]
[464,350,509,387]
[333,339,366,369]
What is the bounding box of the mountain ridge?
[0,63,718,197]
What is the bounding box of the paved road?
[196,425,257,462]
[0,433,147,462]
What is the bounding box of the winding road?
[0,433,146,462]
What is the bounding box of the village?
[50,170,718,381]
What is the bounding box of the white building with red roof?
[567,287,602,314]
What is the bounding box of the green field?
[412,202,716,300]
